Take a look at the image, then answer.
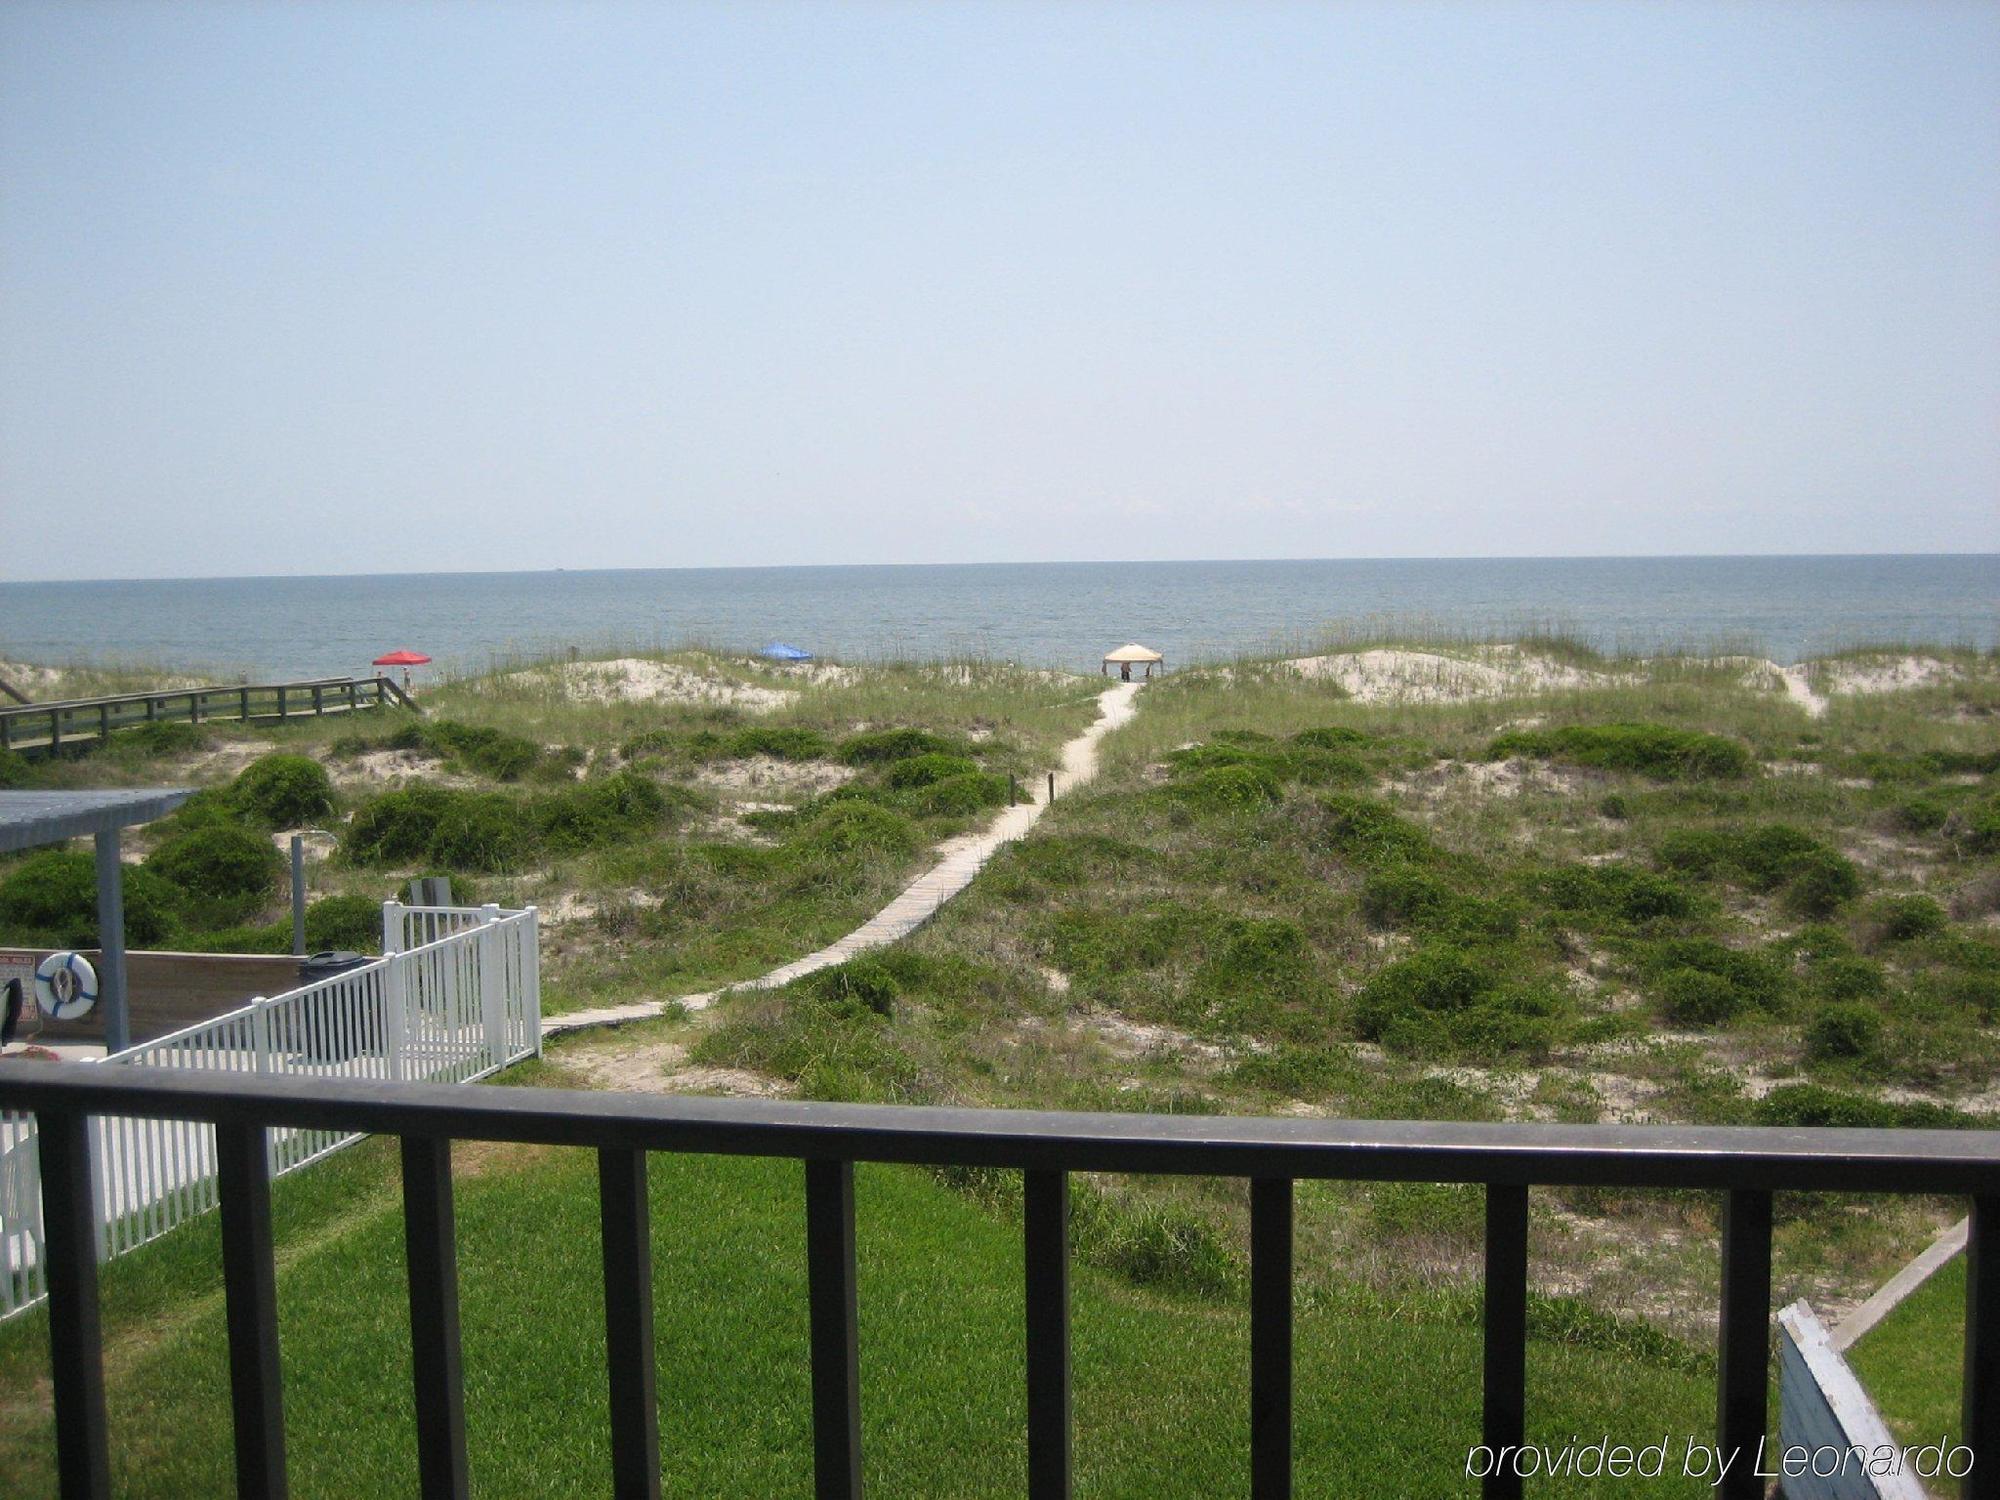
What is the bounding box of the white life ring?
[34,952,98,1021]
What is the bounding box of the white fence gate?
[0,903,540,1318]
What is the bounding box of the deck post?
[1966,1197,2000,1500]
[38,1110,110,1500]
[805,1159,862,1499]
[1024,1169,1071,1499]
[1716,1189,1773,1500]
[94,830,129,1055]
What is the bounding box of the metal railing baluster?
[805,1159,862,1500]
[218,1123,288,1499]
[1715,1188,1772,1500]
[1482,1184,1529,1500]
[1251,1176,1293,1500]
[38,1109,110,1500]
[1023,1168,1070,1500]
[401,1136,469,1500]
[599,1147,661,1500]
[1966,1196,1999,1500]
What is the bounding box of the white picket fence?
[0,902,541,1318]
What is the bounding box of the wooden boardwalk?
[0,675,419,754]
[544,679,1144,1038]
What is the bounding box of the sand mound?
[728,657,862,687]
[496,658,796,711]
[694,755,855,797]
[1281,647,1615,703]
[1817,654,1965,696]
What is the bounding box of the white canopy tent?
[1101,643,1165,679]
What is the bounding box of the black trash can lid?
[298,950,371,978]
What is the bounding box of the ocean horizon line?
[4,549,1997,590]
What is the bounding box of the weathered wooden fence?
[0,675,419,754]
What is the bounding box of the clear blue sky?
[3,1,1995,579]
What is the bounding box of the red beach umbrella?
[372,649,432,667]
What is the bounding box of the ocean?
[0,555,1994,681]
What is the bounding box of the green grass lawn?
[0,1130,1721,1498]
[1849,1253,1968,1467]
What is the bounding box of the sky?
[2,1,1996,580]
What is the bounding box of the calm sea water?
[0,556,1994,680]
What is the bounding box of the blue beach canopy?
[759,643,814,662]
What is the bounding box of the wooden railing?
[0,675,420,753]
[0,1063,1996,1500]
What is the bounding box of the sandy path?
[1775,664,1828,718]
[544,680,1144,1037]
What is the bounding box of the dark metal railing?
[0,675,420,754]
[2,1059,1997,1500]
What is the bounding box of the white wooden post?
[381,900,405,955]
[382,953,409,1083]
[525,906,543,1058]
[249,996,272,1075]
[479,905,506,1069]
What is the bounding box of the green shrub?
[1486,722,1752,780]
[1945,797,2000,856]
[1895,796,1951,834]
[1784,848,1863,917]
[1003,835,1156,892]
[0,850,181,947]
[147,823,282,903]
[1655,824,1861,914]
[1163,743,1278,776]
[1290,725,1368,750]
[535,771,673,855]
[1924,748,2000,776]
[1166,764,1282,814]
[728,725,831,761]
[904,771,1010,816]
[836,728,959,765]
[117,720,207,755]
[1806,1002,1884,1062]
[1870,893,1950,941]
[1527,863,1700,928]
[884,753,980,790]
[1360,865,1456,929]
[1645,938,1788,1025]
[232,754,336,827]
[1195,918,1313,999]
[1352,944,1568,1064]
[1316,795,1437,865]
[423,719,542,780]
[0,748,30,788]
[1656,968,1742,1026]
[1166,739,1365,787]
[1044,904,1205,982]
[1360,864,1515,941]
[1598,793,1630,820]
[1811,957,1887,1002]
[345,787,455,865]
[802,958,900,1017]
[1755,1084,1974,1130]
[793,801,921,858]
[429,794,530,872]
[304,892,383,951]
[619,728,680,761]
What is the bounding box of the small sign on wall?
[0,950,39,1033]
